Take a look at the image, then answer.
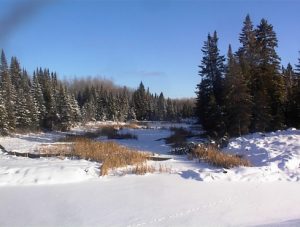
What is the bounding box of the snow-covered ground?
[0,123,300,226]
[1,176,300,227]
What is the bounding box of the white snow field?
[0,123,300,226]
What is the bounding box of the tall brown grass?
[191,144,251,169]
[132,163,172,175]
[70,138,148,176]
[38,143,73,155]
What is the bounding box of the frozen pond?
[101,128,172,155]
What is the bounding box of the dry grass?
[131,163,172,175]
[158,164,172,173]
[38,137,149,176]
[132,164,156,175]
[70,138,148,176]
[37,143,73,155]
[191,144,251,169]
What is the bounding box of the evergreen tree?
[132,82,148,120]
[195,32,226,137]
[157,92,166,121]
[32,73,46,126]
[10,57,22,91]
[292,56,300,127]
[95,86,105,121]
[255,19,285,130]
[117,88,130,121]
[0,91,9,135]
[69,93,81,123]
[283,64,298,127]
[0,50,16,131]
[107,92,117,121]
[41,69,59,129]
[166,98,175,121]
[224,45,252,136]
[15,88,32,129]
[56,85,73,131]
[237,14,257,84]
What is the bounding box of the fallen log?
[3,150,78,159]
[147,156,171,161]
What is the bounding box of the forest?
[0,52,194,134]
[196,15,300,139]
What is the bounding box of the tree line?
[0,50,194,134]
[73,80,194,123]
[196,15,300,139]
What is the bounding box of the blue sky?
[0,0,300,98]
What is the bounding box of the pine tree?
[166,98,175,121]
[95,86,106,121]
[117,88,130,122]
[0,50,16,131]
[32,73,46,126]
[69,93,81,123]
[224,45,252,136]
[56,85,73,131]
[237,14,257,84]
[0,91,9,135]
[196,32,226,137]
[15,88,32,129]
[292,56,300,127]
[10,57,22,91]
[157,92,166,121]
[133,82,148,120]
[107,92,117,121]
[255,19,285,131]
[283,64,298,127]
[41,69,59,130]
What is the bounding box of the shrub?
[165,127,194,148]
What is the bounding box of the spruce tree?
[69,93,81,123]
[196,32,226,138]
[56,85,73,131]
[0,91,9,135]
[32,73,46,126]
[157,92,166,121]
[224,45,252,136]
[0,50,16,131]
[15,88,32,130]
[132,82,148,120]
[10,57,22,91]
[107,92,117,121]
[237,14,257,84]
[283,64,298,127]
[95,86,106,121]
[166,98,175,121]
[255,19,285,131]
[293,56,300,127]
[117,88,130,122]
